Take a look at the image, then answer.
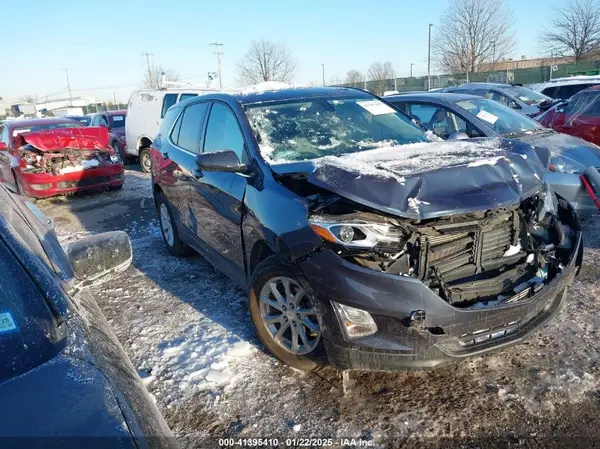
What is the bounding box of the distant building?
[480,55,600,72]
[34,96,95,112]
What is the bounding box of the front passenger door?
[0,126,11,185]
[190,102,248,284]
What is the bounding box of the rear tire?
[156,192,192,257]
[248,256,326,372]
[139,148,152,173]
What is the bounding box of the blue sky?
[3,0,559,103]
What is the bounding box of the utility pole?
[410,63,414,78]
[61,68,73,106]
[113,92,117,109]
[142,53,154,87]
[321,64,325,86]
[427,23,433,91]
[492,41,496,70]
[210,42,224,88]
[393,70,397,91]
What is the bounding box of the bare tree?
[19,94,36,103]
[539,0,600,64]
[143,64,180,89]
[367,61,394,95]
[345,69,365,85]
[433,0,515,74]
[236,40,296,85]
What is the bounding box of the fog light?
[30,183,52,191]
[331,301,377,339]
[339,225,355,242]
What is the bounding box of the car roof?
[174,86,373,109]
[106,110,127,116]
[4,117,77,128]
[385,92,483,103]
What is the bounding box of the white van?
[126,88,217,171]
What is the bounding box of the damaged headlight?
[549,153,585,174]
[109,155,120,163]
[309,218,401,248]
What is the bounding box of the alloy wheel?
[160,203,174,247]
[259,276,321,355]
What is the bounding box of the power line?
[209,42,224,88]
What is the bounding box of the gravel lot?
[38,167,600,449]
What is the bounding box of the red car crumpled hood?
[16,127,110,151]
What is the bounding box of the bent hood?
[519,131,600,167]
[271,138,549,219]
[16,127,110,151]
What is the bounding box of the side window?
[407,104,437,123]
[179,93,198,102]
[581,94,600,116]
[203,103,246,161]
[99,116,109,127]
[91,115,100,126]
[541,86,558,98]
[558,84,590,99]
[159,107,182,142]
[0,126,9,145]
[489,91,511,106]
[161,93,178,118]
[407,103,467,139]
[177,102,209,153]
[170,112,183,145]
[390,101,408,114]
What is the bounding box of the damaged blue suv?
[151,87,582,372]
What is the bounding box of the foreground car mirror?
[448,132,470,140]
[195,150,250,174]
[508,100,522,110]
[67,231,132,281]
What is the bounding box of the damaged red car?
[0,118,124,198]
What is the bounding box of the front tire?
[112,141,131,165]
[249,256,326,372]
[156,192,192,257]
[139,148,152,173]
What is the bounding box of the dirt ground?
[38,167,600,449]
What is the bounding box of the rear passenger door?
[189,101,248,285]
[157,101,209,235]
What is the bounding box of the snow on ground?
[37,168,600,448]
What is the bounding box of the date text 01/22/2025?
[218,438,374,447]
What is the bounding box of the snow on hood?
[271,138,549,219]
[16,127,110,151]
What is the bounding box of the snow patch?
[503,244,522,257]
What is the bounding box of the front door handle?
[162,151,169,159]
[193,169,203,179]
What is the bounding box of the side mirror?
[195,150,249,174]
[0,142,7,150]
[67,231,132,282]
[448,132,470,140]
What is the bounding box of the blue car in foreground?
[0,185,175,449]
[385,92,600,216]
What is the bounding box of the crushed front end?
[300,186,582,371]
[15,128,124,198]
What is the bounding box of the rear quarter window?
[159,107,181,138]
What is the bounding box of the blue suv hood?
[271,138,549,219]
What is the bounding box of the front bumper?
[18,164,124,198]
[299,230,582,372]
